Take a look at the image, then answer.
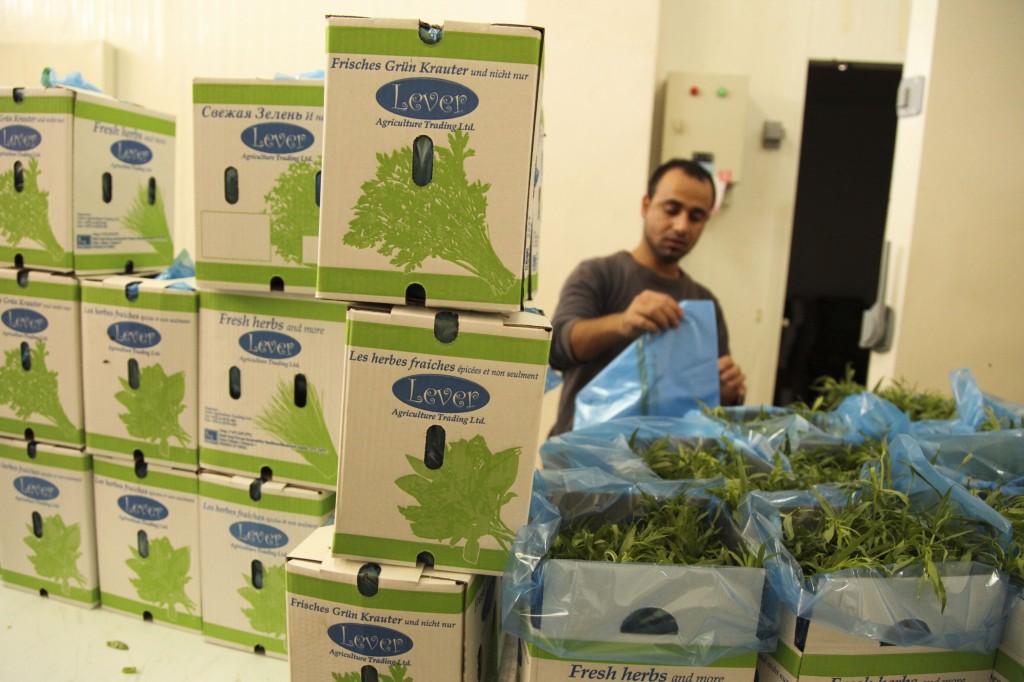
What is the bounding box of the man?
[548,158,746,436]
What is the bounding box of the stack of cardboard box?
[0,85,176,610]
[191,76,338,657]
[284,16,550,682]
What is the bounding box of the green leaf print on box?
[265,158,321,264]
[126,535,196,621]
[114,362,190,458]
[239,563,286,639]
[122,182,173,261]
[23,513,85,595]
[0,340,77,440]
[0,158,65,260]
[255,379,337,479]
[395,435,518,565]
[334,664,412,682]
[346,129,515,296]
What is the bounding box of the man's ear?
[641,194,651,217]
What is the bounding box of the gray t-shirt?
[548,251,730,436]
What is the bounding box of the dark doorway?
[774,61,902,406]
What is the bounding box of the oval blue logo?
[1,308,48,334]
[327,623,414,657]
[107,321,161,348]
[239,331,301,359]
[118,495,169,521]
[241,123,315,154]
[0,124,42,151]
[392,374,489,413]
[110,140,153,165]
[376,78,479,120]
[14,476,58,500]
[229,521,289,549]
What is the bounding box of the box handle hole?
[412,135,433,186]
[224,167,239,204]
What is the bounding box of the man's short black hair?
[647,158,716,208]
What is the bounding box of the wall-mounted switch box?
[661,72,749,183]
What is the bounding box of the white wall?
[868,0,1024,402]
[654,0,911,406]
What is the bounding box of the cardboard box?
[0,86,175,274]
[193,78,324,295]
[0,268,83,447]
[0,437,98,607]
[286,525,501,681]
[757,602,999,682]
[198,290,346,490]
[81,274,198,468]
[333,305,550,575]
[92,454,201,631]
[511,538,767,682]
[517,639,759,682]
[198,470,334,658]
[316,17,544,312]
[993,595,1024,682]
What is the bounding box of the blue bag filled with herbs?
[502,467,780,670]
[772,366,975,442]
[953,367,1024,432]
[540,413,897,516]
[738,433,1016,653]
[540,412,775,478]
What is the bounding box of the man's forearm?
[568,314,633,363]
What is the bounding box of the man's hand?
[719,355,747,406]
[620,290,683,337]
[568,290,683,364]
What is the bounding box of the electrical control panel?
[661,72,749,185]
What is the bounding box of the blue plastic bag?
[953,367,1024,430]
[573,300,720,430]
[40,67,102,93]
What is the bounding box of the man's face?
[640,168,714,265]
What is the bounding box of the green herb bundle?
[547,495,762,568]
[876,378,957,422]
[0,339,77,440]
[239,563,286,639]
[126,535,196,621]
[702,405,781,425]
[630,435,737,482]
[786,440,886,487]
[114,362,190,458]
[779,461,1009,608]
[23,513,85,595]
[395,435,518,565]
[255,379,337,479]
[346,129,515,296]
[0,157,64,260]
[265,158,321,265]
[122,183,173,262]
[793,365,956,422]
[630,434,883,512]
